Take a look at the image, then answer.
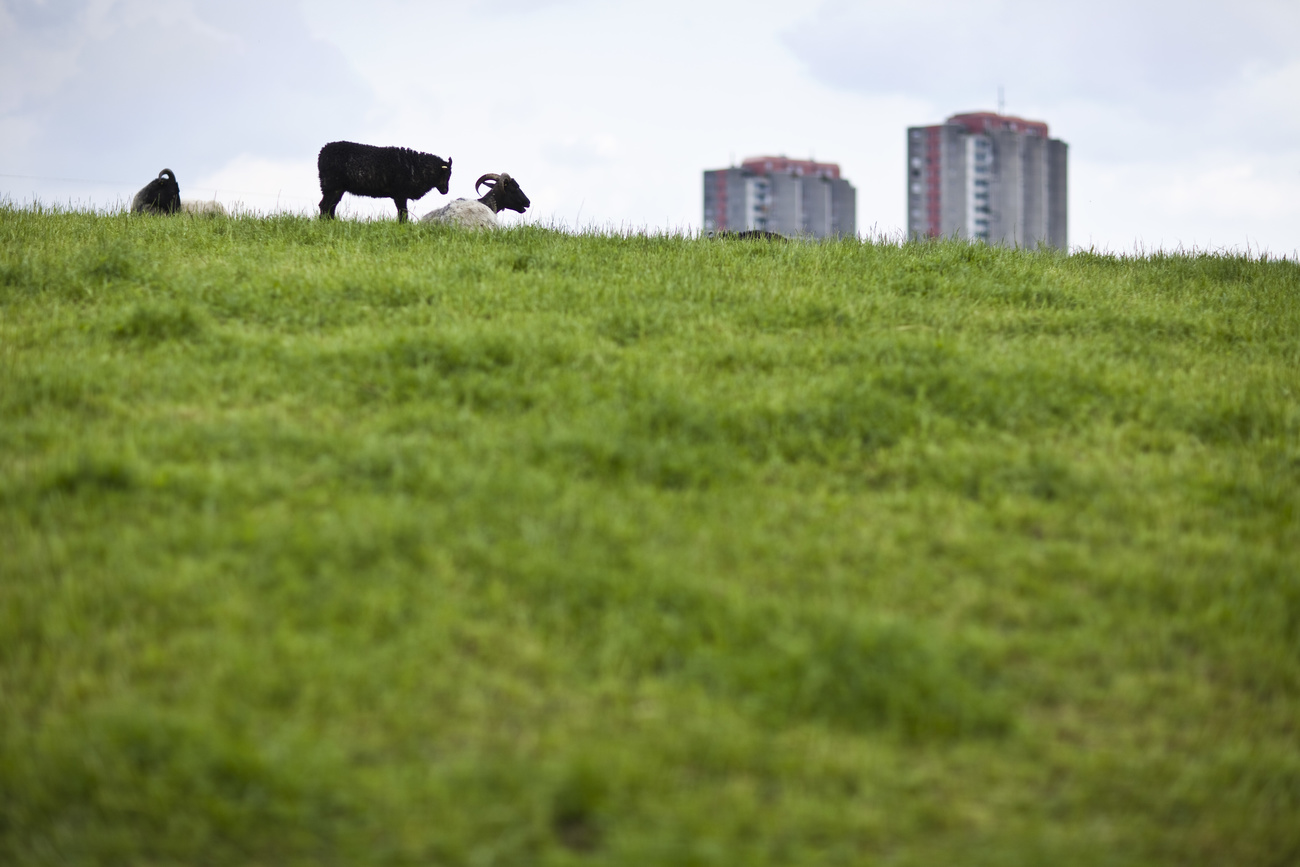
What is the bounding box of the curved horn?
[159,169,175,180]
[475,173,501,194]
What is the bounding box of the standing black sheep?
[317,141,452,223]
[131,169,181,215]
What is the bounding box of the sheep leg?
[393,198,409,223]
[319,189,345,219]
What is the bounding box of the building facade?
[704,156,856,238]
[907,112,1067,249]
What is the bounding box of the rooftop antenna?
[997,86,1005,116]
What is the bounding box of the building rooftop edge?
[945,110,1050,137]
[706,156,843,179]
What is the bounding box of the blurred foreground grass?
[1,206,1298,865]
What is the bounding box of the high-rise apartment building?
[907,112,1067,249]
[704,156,856,238]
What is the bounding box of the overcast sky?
[3,0,1297,255]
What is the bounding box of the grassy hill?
[2,206,1298,866]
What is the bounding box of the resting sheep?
[131,169,181,215]
[317,140,452,223]
[708,229,787,241]
[420,173,530,228]
[181,200,228,217]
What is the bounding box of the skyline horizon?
[3,0,1297,258]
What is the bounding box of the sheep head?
[422,153,453,195]
[475,172,530,215]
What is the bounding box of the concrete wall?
[1021,134,1048,247]
[1048,139,1069,250]
[803,176,832,236]
[988,129,1024,247]
[765,173,800,235]
[830,178,856,237]
[939,124,968,239]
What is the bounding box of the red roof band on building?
[946,112,1049,138]
[740,156,840,180]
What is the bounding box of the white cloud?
[0,0,374,185]
[540,135,618,169]
[783,0,1299,110]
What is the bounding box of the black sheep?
[710,229,787,241]
[131,169,181,215]
[317,141,452,222]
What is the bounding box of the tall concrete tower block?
[907,112,1067,249]
[704,156,856,238]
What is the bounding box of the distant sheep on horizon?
[708,229,787,241]
[420,172,530,229]
[317,141,452,223]
[131,169,181,215]
[181,200,227,217]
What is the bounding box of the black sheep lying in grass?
[317,141,452,222]
[131,169,181,215]
[710,229,787,241]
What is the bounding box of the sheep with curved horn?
[131,169,182,215]
[420,172,530,229]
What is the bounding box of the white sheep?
[181,200,228,217]
[420,173,530,228]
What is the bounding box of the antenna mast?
[997,86,1005,116]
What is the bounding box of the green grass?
[2,204,1298,866]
